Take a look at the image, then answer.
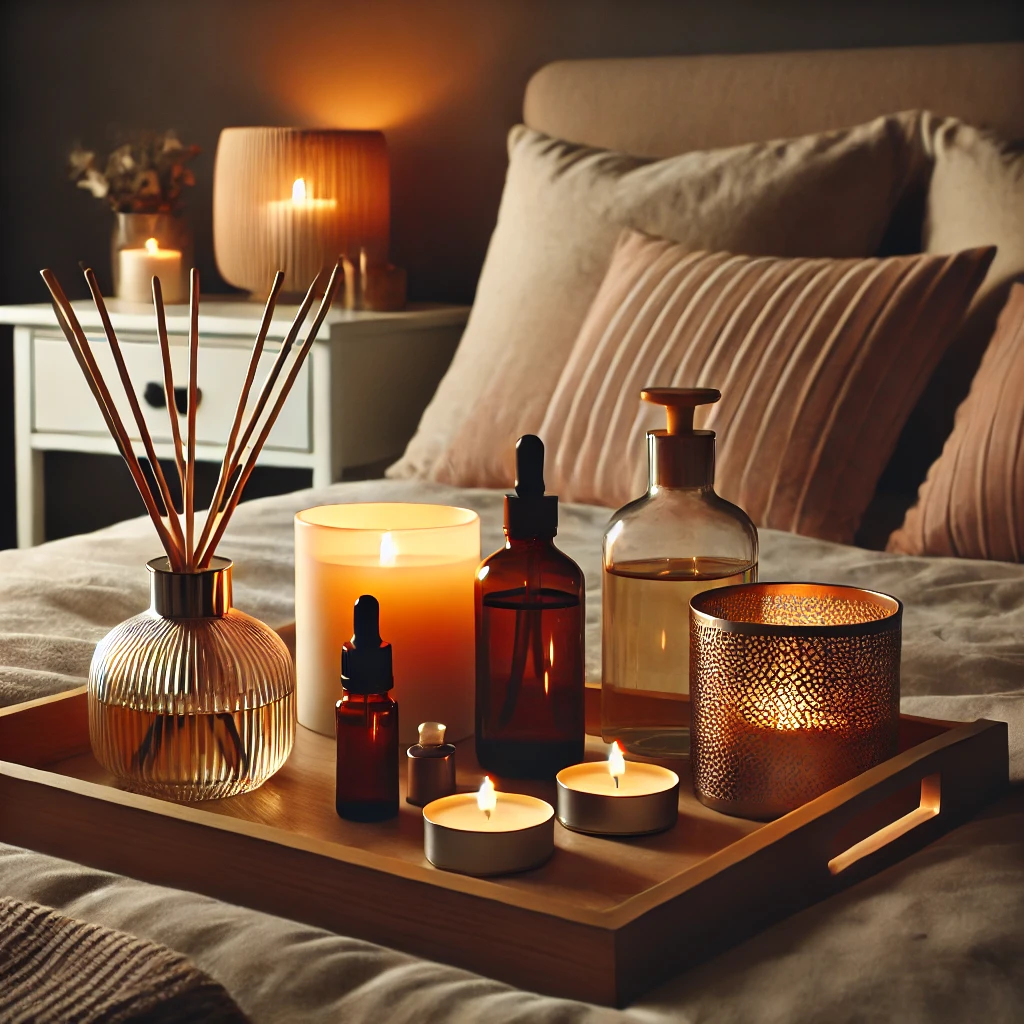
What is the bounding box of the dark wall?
[1,0,1021,546]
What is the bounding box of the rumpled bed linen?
[0,479,1022,1023]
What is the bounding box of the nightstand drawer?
[32,335,311,452]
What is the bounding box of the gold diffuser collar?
[148,556,233,618]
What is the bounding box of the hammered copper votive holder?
[690,583,901,821]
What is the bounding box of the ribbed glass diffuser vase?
[41,260,339,805]
[89,557,295,802]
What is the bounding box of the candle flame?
[660,629,666,651]
[477,776,497,820]
[609,741,626,789]
[549,637,554,667]
[292,177,307,202]
[379,531,397,566]
[544,670,549,696]
[144,237,159,255]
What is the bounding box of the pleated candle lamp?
[214,127,389,296]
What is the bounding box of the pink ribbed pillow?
[539,231,994,544]
[888,284,1024,562]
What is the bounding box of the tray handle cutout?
[828,773,941,875]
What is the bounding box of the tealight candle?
[556,742,679,836]
[423,777,555,876]
[118,237,184,304]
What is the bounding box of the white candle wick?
[609,741,626,790]
[478,776,497,821]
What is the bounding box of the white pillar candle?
[423,778,555,876]
[294,503,480,743]
[556,743,679,836]
[118,237,185,304]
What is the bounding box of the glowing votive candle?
[556,742,679,836]
[294,503,480,743]
[423,777,555,876]
[266,177,339,281]
[269,177,338,220]
[118,237,184,304]
[689,583,902,820]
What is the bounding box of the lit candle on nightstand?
[118,238,184,304]
[266,178,339,293]
[556,742,679,836]
[271,177,338,221]
[270,178,337,241]
[423,777,555,876]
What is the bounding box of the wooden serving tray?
[0,685,1008,1007]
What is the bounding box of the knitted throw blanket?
[0,897,248,1023]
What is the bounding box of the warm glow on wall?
[254,11,477,132]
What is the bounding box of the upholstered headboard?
[524,43,1024,158]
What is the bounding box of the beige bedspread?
[1,479,1022,1022]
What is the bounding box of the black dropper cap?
[504,435,558,539]
[341,595,394,694]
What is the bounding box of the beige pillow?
[392,115,922,482]
[926,116,1024,339]
[888,284,1024,562]
[539,231,993,544]
[892,118,1024,483]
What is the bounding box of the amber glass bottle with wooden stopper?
[602,388,758,758]
[336,595,399,821]
[476,435,585,779]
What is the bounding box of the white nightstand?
[0,299,469,547]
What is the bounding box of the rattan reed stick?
[41,264,338,572]
[229,276,319,464]
[197,264,341,568]
[192,274,318,562]
[152,277,186,501]
[191,271,284,562]
[184,270,200,570]
[83,269,186,560]
[40,271,183,568]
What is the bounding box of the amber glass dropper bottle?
[336,595,399,821]
[475,435,585,779]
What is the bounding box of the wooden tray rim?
[0,686,1005,932]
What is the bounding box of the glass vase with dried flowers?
[69,131,200,301]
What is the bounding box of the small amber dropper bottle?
[336,595,399,821]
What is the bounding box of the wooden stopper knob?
[641,387,721,434]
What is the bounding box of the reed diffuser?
[41,263,340,801]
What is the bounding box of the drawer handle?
[143,383,201,416]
